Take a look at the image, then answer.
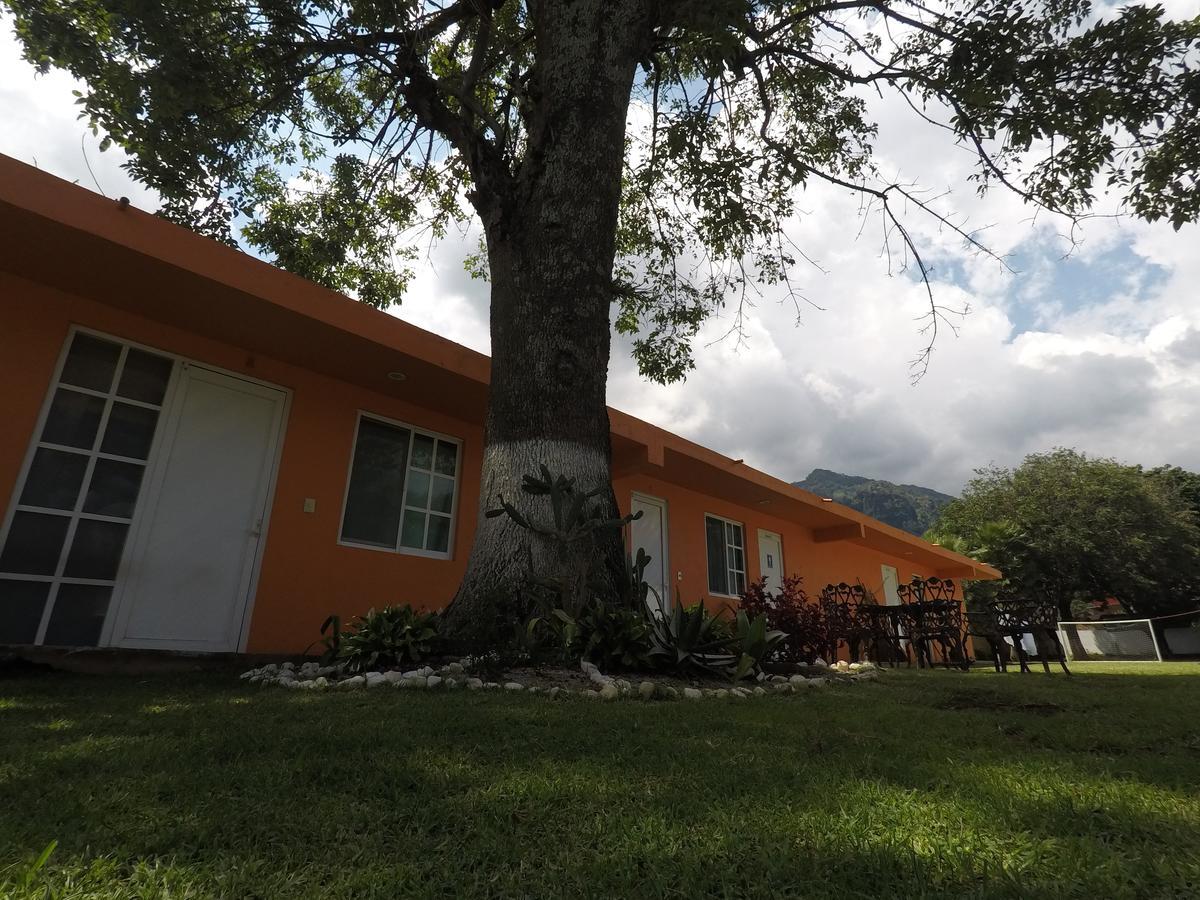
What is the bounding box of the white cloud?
[0,26,155,208]
[4,9,1200,498]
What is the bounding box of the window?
[704,514,746,597]
[340,414,460,557]
[0,331,174,646]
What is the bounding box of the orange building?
[0,155,998,655]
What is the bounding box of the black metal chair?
[925,577,957,602]
[857,603,908,667]
[966,608,1011,672]
[819,583,871,663]
[897,578,970,670]
[989,599,1071,674]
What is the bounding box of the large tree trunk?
[439,0,653,648]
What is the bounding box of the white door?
[757,530,784,594]
[108,365,285,651]
[881,565,900,605]
[630,494,670,615]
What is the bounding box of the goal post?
[1057,619,1162,662]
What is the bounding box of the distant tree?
[7,1,1200,644]
[929,449,1200,619]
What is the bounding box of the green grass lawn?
[2,662,1199,899]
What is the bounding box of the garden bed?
[238,656,881,699]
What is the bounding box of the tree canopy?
[7,0,1199,381]
[929,448,1200,618]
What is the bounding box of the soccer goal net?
[1058,609,1200,661]
[1057,620,1161,661]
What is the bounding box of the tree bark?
[439,0,654,648]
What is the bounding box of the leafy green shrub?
[322,605,441,673]
[738,574,827,665]
[522,596,665,671]
[576,599,666,670]
[516,545,669,670]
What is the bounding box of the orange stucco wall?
[3,271,939,655]
[0,272,484,653]
[612,472,937,612]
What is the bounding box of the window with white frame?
[0,331,175,646]
[339,414,460,556]
[704,514,746,597]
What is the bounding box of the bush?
[739,575,828,665]
[525,585,781,680]
[577,599,666,670]
[320,605,441,673]
[524,595,665,671]
[653,597,784,680]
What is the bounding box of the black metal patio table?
[860,599,970,669]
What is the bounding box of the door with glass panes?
[0,331,284,650]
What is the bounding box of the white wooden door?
[757,529,784,594]
[630,493,670,615]
[109,365,285,651]
[881,564,900,605]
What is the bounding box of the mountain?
[793,469,955,536]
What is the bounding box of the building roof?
[0,153,999,581]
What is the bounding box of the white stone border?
[239,658,881,699]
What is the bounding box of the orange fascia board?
[813,523,867,543]
[0,153,1000,582]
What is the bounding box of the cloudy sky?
[3,9,1198,497]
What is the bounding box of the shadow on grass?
[1,668,1199,898]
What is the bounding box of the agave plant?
[730,609,786,680]
[651,597,784,681]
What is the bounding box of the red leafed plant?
[739,574,829,665]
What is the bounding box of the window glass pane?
[410,433,435,470]
[705,516,728,595]
[733,570,746,596]
[434,441,457,477]
[60,333,121,393]
[405,469,431,509]
[0,512,70,576]
[340,419,409,547]
[19,447,88,510]
[43,584,112,647]
[62,520,129,580]
[426,515,451,553]
[117,349,173,405]
[728,522,744,548]
[100,403,160,460]
[0,579,51,644]
[42,389,105,449]
[400,509,427,549]
[83,459,145,519]
[430,476,455,514]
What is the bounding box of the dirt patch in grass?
[937,690,1066,715]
